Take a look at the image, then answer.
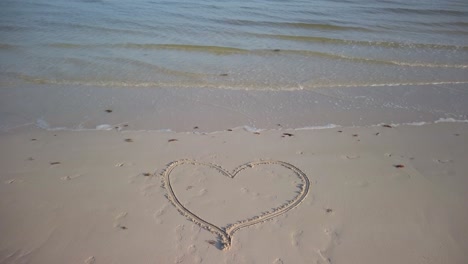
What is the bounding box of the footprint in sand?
[175,224,185,243]
[154,204,168,224]
[115,162,134,167]
[174,254,185,264]
[140,183,159,196]
[434,159,453,164]
[273,258,284,264]
[317,228,341,263]
[196,188,207,197]
[60,174,82,181]
[174,253,202,264]
[186,245,203,263]
[342,154,360,160]
[84,256,95,264]
[187,244,197,254]
[190,225,202,241]
[291,230,304,247]
[174,224,186,260]
[193,255,203,264]
[113,212,128,230]
[323,228,340,245]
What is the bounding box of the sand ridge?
[162,159,310,250]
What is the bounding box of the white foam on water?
[434,118,468,123]
[27,117,468,134]
[36,119,117,132]
[35,118,50,129]
[373,118,468,128]
[95,124,113,130]
[243,126,263,133]
[295,124,340,130]
[404,121,428,126]
[379,121,428,127]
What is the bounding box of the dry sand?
[1,121,467,263]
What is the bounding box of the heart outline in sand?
[162,159,310,250]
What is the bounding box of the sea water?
[1,0,467,90]
[1,0,468,132]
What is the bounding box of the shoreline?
[2,116,468,137]
[1,82,467,133]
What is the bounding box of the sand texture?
[1,122,467,263]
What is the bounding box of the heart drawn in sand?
[162,159,310,250]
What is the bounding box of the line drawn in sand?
[161,159,310,250]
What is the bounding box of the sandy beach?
[2,0,468,263]
[1,119,467,263]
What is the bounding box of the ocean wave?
[301,81,468,89]
[278,50,468,68]
[0,43,17,49]
[243,126,264,133]
[13,73,468,91]
[215,19,372,31]
[379,118,468,128]
[93,56,206,78]
[434,118,468,124]
[381,7,466,17]
[0,25,30,32]
[48,43,248,54]
[121,44,248,54]
[45,42,468,68]
[251,33,468,50]
[280,22,372,31]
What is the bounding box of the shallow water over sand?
[1,0,468,89]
